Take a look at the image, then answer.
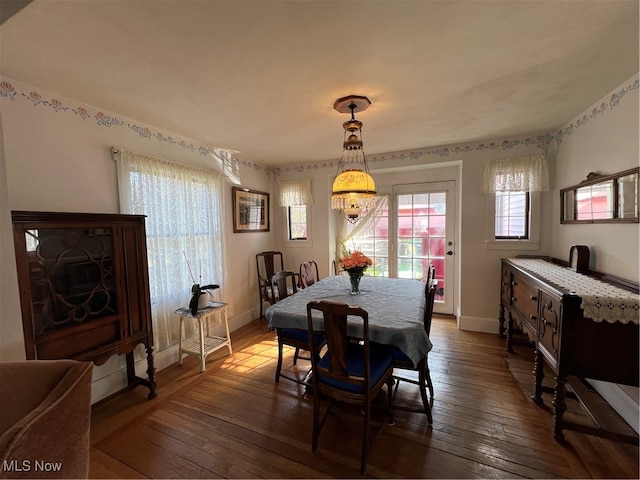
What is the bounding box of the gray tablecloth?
[265,275,432,366]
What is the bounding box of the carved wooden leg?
[506,311,514,353]
[498,303,506,337]
[552,374,568,441]
[532,347,544,404]
[146,345,158,399]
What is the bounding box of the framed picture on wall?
[232,187,270,233]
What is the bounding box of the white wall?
[549,74,639,432]
[0,77,274,401]
[550,75,639,279]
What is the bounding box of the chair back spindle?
[299,260,320,288]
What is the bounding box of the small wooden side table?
[175,302,232,372]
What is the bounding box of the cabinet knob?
[530,295,537,301]
[529,315,537,320]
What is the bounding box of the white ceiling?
[1,1,638,167]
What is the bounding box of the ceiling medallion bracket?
[333,95,371,115]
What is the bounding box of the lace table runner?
[509,259,639,325]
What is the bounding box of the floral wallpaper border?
[554,77,639,146]
[1,75,637,179]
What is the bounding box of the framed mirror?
[560,167,639,223]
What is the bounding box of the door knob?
[446,250,453,255]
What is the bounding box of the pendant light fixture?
[331,95,377,223]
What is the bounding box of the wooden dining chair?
[299,260,320,288]
[273,271,325,384]
[389,275,438,424]
[331,259,346,276]
[256,251,284,320]
[306,300,395,474]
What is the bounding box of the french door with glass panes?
[350,182,455,315]
[394,182,455,314]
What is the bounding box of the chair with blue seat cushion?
[389,275,437,424]
[273,271,325,384]
[306,300,395,474]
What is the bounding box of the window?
[495,191,529,239]
[279,179,314,244]
[287,205,308,240]
[340,197,389,277]
[483,155,547,250]
[114,149,226,352]
[355,202,389,277]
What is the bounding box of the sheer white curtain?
[336,196,389,259]
[113,149,226,352]
[278,179,314,206]
[483,154,549,192]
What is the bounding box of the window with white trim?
[287,205,308,240]
[279,179,313,243]
[495,191,529,239]
[483,155,548,249]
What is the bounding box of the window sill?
[484,240,540,251]
[284,239,314,248]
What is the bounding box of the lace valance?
[509,258,639,325]
[483,155,549,193]
[278,179,314,206]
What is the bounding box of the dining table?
[265,275,432,366]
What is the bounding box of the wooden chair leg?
[361,399,370,474]
[426,362,434,398]
[293,347,300,365]
[418,364,433,424]
[312,393,321,452]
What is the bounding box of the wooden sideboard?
[499,257,639,443]
[12,211,157,399]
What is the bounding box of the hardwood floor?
[90,317,639,478]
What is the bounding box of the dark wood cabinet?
[12,211,157,399]
[500,257,638,443]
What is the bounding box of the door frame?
[391,180,456,315]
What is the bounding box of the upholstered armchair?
[0,360,93,479]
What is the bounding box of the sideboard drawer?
[511,274,539,336]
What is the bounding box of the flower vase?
[348,271,363,295]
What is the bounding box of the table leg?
[199,317,206,373]
[223,308,233,354]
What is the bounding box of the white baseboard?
[458,314,500,334]
[588,379,640,434]
[90,307,262,404]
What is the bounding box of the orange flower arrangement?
[339,250,373,272]
[340,250,372,294]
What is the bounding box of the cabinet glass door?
[25,227,118,335]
